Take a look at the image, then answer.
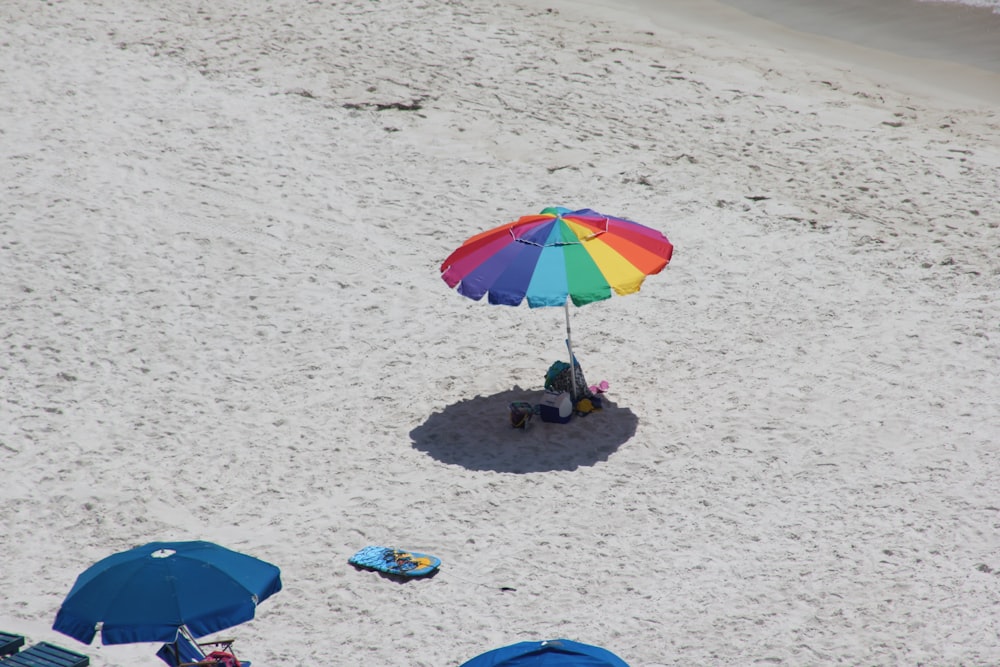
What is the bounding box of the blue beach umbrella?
[53,541,282,645]
[460,638,631,666]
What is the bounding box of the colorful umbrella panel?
[441,207,673,308]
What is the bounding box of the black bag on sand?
[544,359,593,401]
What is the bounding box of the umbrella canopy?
[460,638,631,666]
[440,206,672,308]
[52,541,282,645]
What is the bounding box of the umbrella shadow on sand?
[409,386,638,473]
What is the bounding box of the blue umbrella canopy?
[460,639,631,667]
[52,541,282,645]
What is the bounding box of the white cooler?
[538,390,573,424]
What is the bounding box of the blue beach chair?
[0,641,89,667]
[156,630,250,667]
[0,633,24,658]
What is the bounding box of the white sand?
[2,0,999,665]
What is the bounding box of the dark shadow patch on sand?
[348,564,441,584]
[409,386,638,472]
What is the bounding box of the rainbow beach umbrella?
[440,206,673,397]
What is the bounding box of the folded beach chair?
[0,633,24,658]
[0,641,88,667]
[156,630,250,667]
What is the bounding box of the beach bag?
[544,359,593,400]
[509,401,534,429]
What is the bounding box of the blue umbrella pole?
[564,301,577,402]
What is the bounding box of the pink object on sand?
[589,380,609,394]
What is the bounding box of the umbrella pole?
[565,300,577,402]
